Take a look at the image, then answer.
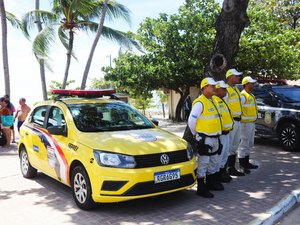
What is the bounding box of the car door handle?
[25,132,29,135]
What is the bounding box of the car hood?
[75,128,187,154]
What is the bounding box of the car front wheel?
[20,147,37,178]
[279,122,300,152]
[71,166,95,210]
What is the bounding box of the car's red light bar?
[51,89,116,97]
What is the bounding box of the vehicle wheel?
[71,166,95,210]
[20,147,37,178]
[279,122,300,152]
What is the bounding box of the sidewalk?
[154,117,300,225]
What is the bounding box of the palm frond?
[77,21,142,52]
[77,21,98,32]
[5,12,22,29]
[102,26,142,52]
[86,0,131,25]
[106,1,131,25]
[58,26,78,60]
[34,56,54,73]
[32,26,56,59]
[22,10,58,38]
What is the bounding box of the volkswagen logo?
[160,154,170,165]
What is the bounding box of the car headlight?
[186,143,194,160]
[93,150,136,168]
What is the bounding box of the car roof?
[34,98,124,106]
[257,84,300,90]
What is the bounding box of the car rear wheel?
[71,166,95,210]
[20,147,37,178]
[279,122,300,152]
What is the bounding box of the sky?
[0,0,222,107]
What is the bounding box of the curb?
[248,187,300,225]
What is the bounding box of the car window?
[31,106,48,127]
[272,88,300,103]
[47,107,66,128]
[68,102,155,132]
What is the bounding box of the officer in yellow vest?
[212,81,234,183]
[225,69,245,176]
[238,76,259,173]
[188,77,223,198]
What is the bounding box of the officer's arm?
[188,102,203,135]
[241,94,246,105]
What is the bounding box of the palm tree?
[0,0,10,95]
[22,0,136,89]
[34,0,48,100]
[0,0,22,96]
[80,0,108,89]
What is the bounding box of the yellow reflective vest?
[212,96,234,132]
[241,90,258,122]
[192,95,222,137]
[226,85,242,119]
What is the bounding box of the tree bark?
[62,30,74,89]
[0,0,10,96]
[206,0,250,81]
[162,103,165,118]
[35,0,48,100]
[174,87,189,122]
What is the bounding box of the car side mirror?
[152,119,159,126]
[48,125,67,137]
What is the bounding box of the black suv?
[252,83,300,152]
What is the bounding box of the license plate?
[154,169,180,183]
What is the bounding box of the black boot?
[196,178,214,198]
[227,154,245,176]
[220,168,231,183]
[206,174,224,191]
[245,155,258,169]
[239,158,251,174]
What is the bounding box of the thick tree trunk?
[35,0,48,100]
[174,88,189,122]
[162,103,165,118]
[206,0,250,81]
[0,0,10,96]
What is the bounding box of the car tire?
[279,122,300,152]
[71,166,95,210]
[20,147,37,178]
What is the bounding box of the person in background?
[3,94,16,143]
[212,80,234,183]
[238,76,259,173]
[14,97,31,133]
[188,77,223,198]
[225,69,246,176]
[0,98,13,147]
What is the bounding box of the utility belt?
[233,117,241,121]
[222,130,230,135]
[193,133,223,156]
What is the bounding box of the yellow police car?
[18,90,197,210]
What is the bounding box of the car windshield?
[273,88,300,103]
[68,102,155,132]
